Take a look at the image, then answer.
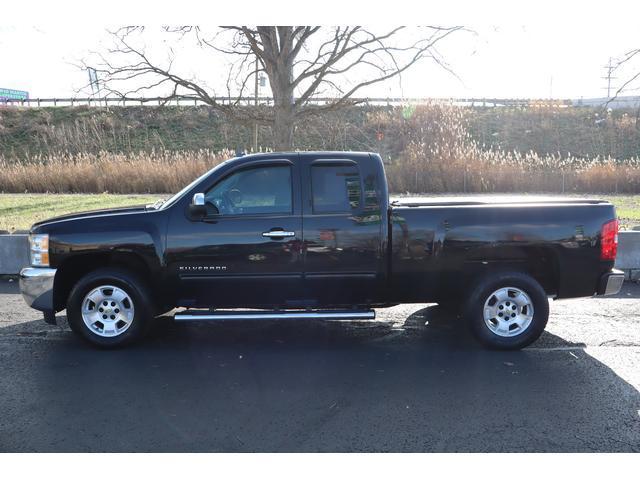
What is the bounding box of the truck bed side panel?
[389,203,616,302]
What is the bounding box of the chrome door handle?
[262,230,295,238]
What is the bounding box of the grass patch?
[0,193,637,233]
[600,195,640,230]
[0,194,164,232]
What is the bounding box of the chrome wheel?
[81,285,135,338]
[483,286,534,337]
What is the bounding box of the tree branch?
[89,25,465,148]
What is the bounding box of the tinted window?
[311,164,362,213]
[205,165,292,215]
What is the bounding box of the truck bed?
[387,196,617,302]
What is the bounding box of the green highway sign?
[0,88,29,101]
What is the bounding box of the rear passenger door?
[301,156,385,306]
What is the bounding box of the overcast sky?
[1,20,638,100]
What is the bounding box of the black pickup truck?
[20,151,624,349]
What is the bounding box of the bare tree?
[604,47,640,109]
[88,26,463,150]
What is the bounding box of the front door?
[165,159,303,308]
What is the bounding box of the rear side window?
[311,164,362,214]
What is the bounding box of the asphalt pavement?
[0,277,638,452]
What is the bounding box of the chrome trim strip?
[19,267,57,311]
[175,310,376,321]
[305,273,377,279]
[180,274,302,281]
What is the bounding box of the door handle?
[262,230,296,238]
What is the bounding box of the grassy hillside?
[1,104,639,161]
[469,106,640,160]
[0,105,372,160]
[2,104,640,195]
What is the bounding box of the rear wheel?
[67,268,153,348]
[464,271,549,350]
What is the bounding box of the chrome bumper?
[19,267,57,312]
[597,269,625,296]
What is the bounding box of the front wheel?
[464,271,549,350]
[67,268,153,348]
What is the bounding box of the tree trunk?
[270,71,295,150]
[262,26,296,151]
[273,104,294,151]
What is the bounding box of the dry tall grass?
[1,104,640,194]
[382,104,640,194]
[0,149,230,193]
[388,142,640,193]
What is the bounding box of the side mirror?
[188,193,207,219]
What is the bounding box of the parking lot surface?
[0,278,638,452]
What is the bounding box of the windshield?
[157,158,235,210]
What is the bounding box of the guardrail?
[2,96,639,109]
[2,231,640,279]
[0,96,576,108]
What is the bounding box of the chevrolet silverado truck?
[20,151,624,349]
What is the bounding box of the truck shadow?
[143,304,585,351]
[1,303,638,452]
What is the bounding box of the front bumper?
[597,268,625,296]
[19,267,57,311]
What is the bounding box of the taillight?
[601,219,619,261]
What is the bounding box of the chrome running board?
[174,309,376,322]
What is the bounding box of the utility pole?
[602,57,617,98]
[253,56,259,152]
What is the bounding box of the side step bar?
[174,309,376,322]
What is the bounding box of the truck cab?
[161,151,389,309]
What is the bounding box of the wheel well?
[522,247,560,296]
[439,246,561,302]
[53,252,154,312]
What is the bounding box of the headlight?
[29,234,49,267]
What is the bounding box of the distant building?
[572,96,640,109]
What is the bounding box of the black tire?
[463,270,549,350]
[66,268,153,348]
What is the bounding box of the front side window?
[205,165,292,216]
[311,164,362,214]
